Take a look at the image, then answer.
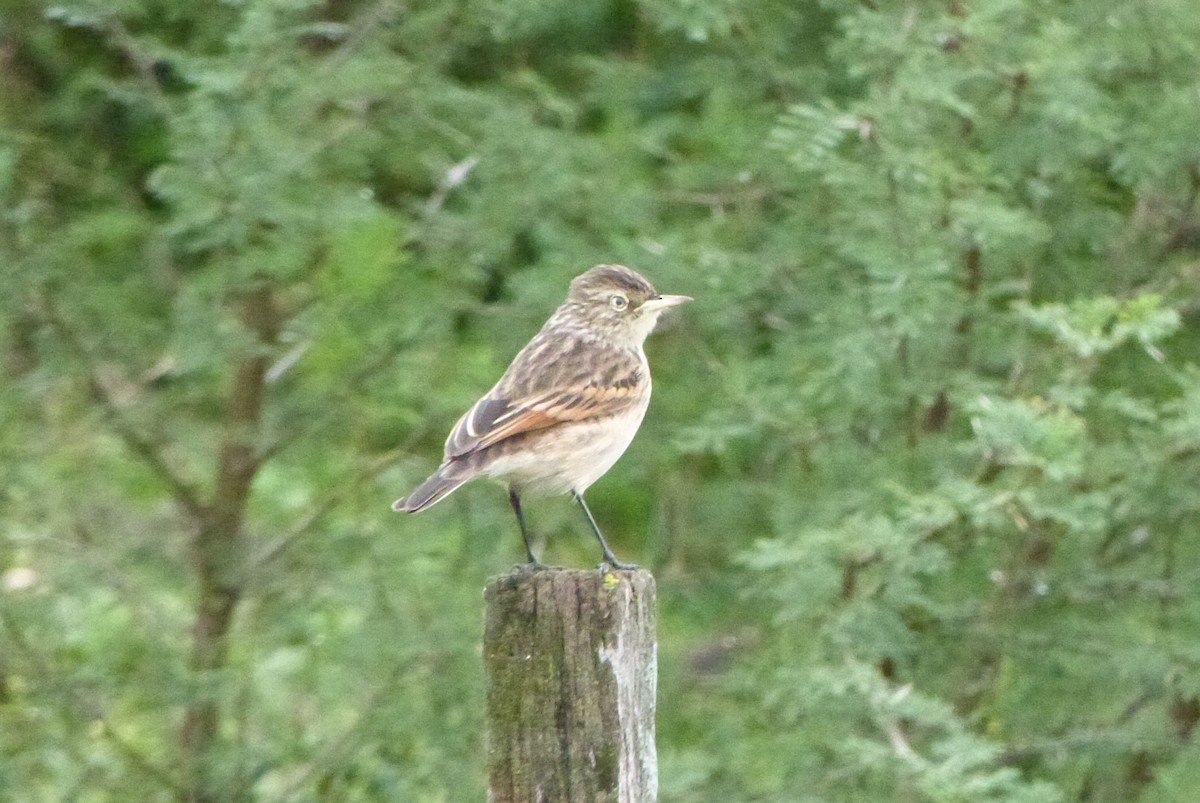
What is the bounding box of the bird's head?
[563,264,692,347]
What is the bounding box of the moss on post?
[484,568,657,803]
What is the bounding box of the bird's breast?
[477,383,651,496]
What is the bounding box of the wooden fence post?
[484,568,657,803]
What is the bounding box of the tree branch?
[258,342,407,464]
[39,293,207,522]
[181,282,280,802]
[246,448,413,579]
[0,607,186,799]
[267,658,411,802]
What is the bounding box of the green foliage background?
[3,0,1200,800]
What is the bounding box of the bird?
[392,264,692,569]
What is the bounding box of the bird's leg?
[509,488,543,567]
[573,491,639,570]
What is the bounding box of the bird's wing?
[444,331,645,459]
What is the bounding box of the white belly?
[480,397,650,496]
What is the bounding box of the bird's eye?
[609,294,629,311]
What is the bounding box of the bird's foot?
[598,558,640,572]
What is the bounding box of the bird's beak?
[642,294,693,313]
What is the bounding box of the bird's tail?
[392,466,468,513]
